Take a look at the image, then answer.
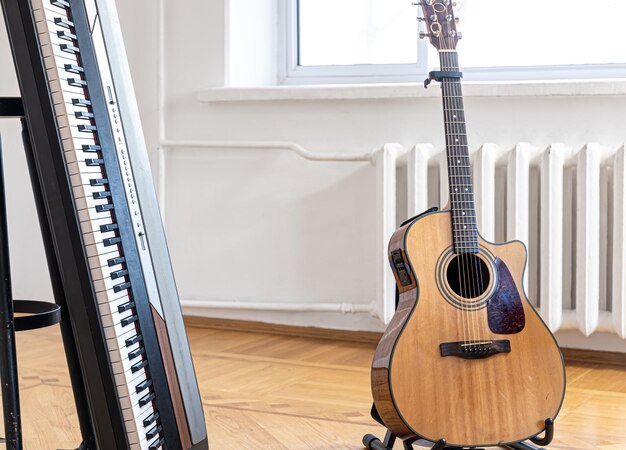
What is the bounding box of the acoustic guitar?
[370,2,566,447]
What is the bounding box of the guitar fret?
[439,50,480,252]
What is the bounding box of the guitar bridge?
[439,340,511,359]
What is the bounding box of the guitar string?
[439,38,472,346]
[442,42,480,348]
[439,43,465,346]
[448,44,485,349]
[441,44,471,347]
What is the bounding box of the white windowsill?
[198,79,626,103]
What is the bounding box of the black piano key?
[146,425,162,441]
[103,237,122,247]
[142,412,159,428]
[113,281,131,293]
[57,30,77,41]
[148,437,165,450]
[84,158,104,166]
[135,378,152,393]
[64,64,84,74]
[117,300,134,313]
[78,124,97,132]
[120,315,137,327]
[90,178,108,186]
[131,359,148,373]
[60,44,80,54]
[107,256,125,266]
[99,223,118,232]
[128,347,145,361]
[75,111,94,120]
[51,0,70,7]
[95,204,114,213]
[72,98,91,107]
[53,17,74,28]
[125,334,142,347]
[92,191,111,200]
[111,269,128,280]
[82,144,101,151]
[68,78,87,88]
[138,392,156,408]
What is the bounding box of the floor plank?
[2,325,625,449]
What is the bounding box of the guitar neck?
[439,51,478,253]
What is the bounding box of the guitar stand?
[0,98,63,450]
[362,283,556,450]
[363,413,554,450]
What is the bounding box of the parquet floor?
[5,324,626,449]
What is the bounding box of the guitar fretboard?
[439,51,478,254]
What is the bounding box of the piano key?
[138,392,155,408]
[125,334,142,347]
[131,359,148,374]
[120,315,138,328]
[72,98,92,107]
[77,207,112,224]
[78,124,97,133]
[100,223,118,232]
[53,17,74,28]
[95,204,114,213]
[57,30,76,41]
[135,378,151,393]
[60,43,80,54]
[85,158,104,166]
[50,0,70,8]
[108,256,126,266]
[117,300,134,312]
[129,347,145,361]
[82,229,116,247]
[93,191,112,200]
[67,77,87,88]
[66,160,104,176]
[64,65,83,75]
[145,425,161,441]
[114,281,132,293]
[90,178,109,186]
[142,412,159,428]
[75,111,94,120]
[148,438,164,450]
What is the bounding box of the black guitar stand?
[0,98,64,450]
[362,283,556,450]
[362,417,554,450]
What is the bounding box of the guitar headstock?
[417,0,460,51]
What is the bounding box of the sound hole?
[446,254,490,299]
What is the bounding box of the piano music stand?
[0,97,65,450]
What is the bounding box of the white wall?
[0,1,625,350]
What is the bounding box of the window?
[281,0,626,84]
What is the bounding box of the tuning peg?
[419,31,430,39]
[457,32,463,39]
[455,17,460,24]
[416,17,425,22]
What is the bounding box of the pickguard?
[487,257,525,334]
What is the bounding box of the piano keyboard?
[1,0,208,448]
[33,1,163,448]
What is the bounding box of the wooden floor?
[6,324,626,449]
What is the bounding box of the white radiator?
[378,143,626,338]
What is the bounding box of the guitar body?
[372,210,566,447]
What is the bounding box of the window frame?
[280,0,626,86]
[278,0,429,85]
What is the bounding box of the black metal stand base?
[0,98,63,450]
[363,414,554,450]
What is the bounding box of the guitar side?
[371,210,566,447]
